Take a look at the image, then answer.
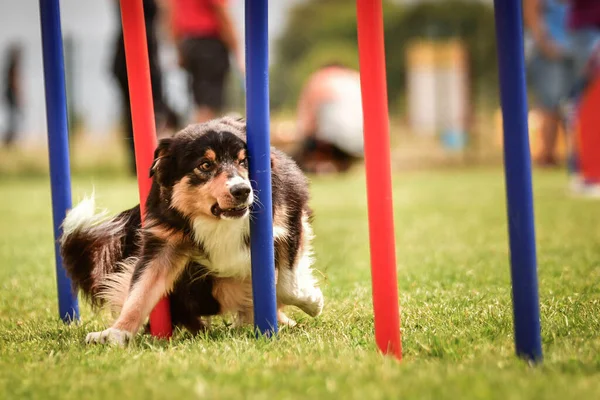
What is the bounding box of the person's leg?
[528,53,567,167]
[112,31,137,176]
[125,105,136,175]
[293,136,353,175]
[3,102,18,147]
[538,110,561,167]
[118,82,136,176]
[185,38,229,123]
[330,145,358,173]
[291,136,322,173]
[148,35,180,136]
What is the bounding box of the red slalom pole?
[356,0,401,359]
[577,77,600,183]
[120,0,172,338]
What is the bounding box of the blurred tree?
[271,0,498,113]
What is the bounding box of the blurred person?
[568,0,600,83]
[524,0,573,168]
[161,0,243,123]
[2,44,22,148]
[293,63,364,174]
[112,0,180,175]
[561,0,600,111]
[564,0,600,195]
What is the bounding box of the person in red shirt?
[162,0,243,123]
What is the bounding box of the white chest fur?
[190,216,251,278]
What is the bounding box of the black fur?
[169,264,220,333]
[60,206,141,307]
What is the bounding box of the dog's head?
[151,117,253,221]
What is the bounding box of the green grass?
[1,168,599,399]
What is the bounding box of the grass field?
[0,168,599,399]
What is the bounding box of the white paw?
[297,287,324,318]
[85,327,132,346]
[277,310,297,328]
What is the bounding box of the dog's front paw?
[85,328,132,346]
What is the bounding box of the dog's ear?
[149,137,173,179]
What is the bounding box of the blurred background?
[0,0,579,176]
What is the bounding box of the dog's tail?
[59,193,141,313]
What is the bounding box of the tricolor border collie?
[59,117,324,345]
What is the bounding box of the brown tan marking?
[171,176,215,219]
[204,149,216,162]
[237,149,246,161]
[212,277,253,315]
[171,171,240,219]
[207,172,229,199]
[144,218,185,243]
[272,204,289,240]
[236,149,249,179]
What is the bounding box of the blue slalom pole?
[493,0,542,362]
[39,0,80,322]
[245,0,278,335]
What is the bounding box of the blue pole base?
[493,0,542,362]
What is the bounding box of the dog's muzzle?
[211,182,253,219]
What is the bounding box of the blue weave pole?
[245,0,278,336]
[493,0,542,362]
[39,0,80,322]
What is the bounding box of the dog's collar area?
[211,203,248,219]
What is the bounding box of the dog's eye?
[239,158,248,168]
[198,161,214,172]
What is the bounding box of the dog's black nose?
[230,184,251,201]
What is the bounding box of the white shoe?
[569,175,600,198]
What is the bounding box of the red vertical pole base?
[149,298,172,338]
[577,76,600,183]
[120,0,172,338]
[356,0,402,360]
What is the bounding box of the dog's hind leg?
[275,210,324,318]
[276,251,324,318]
